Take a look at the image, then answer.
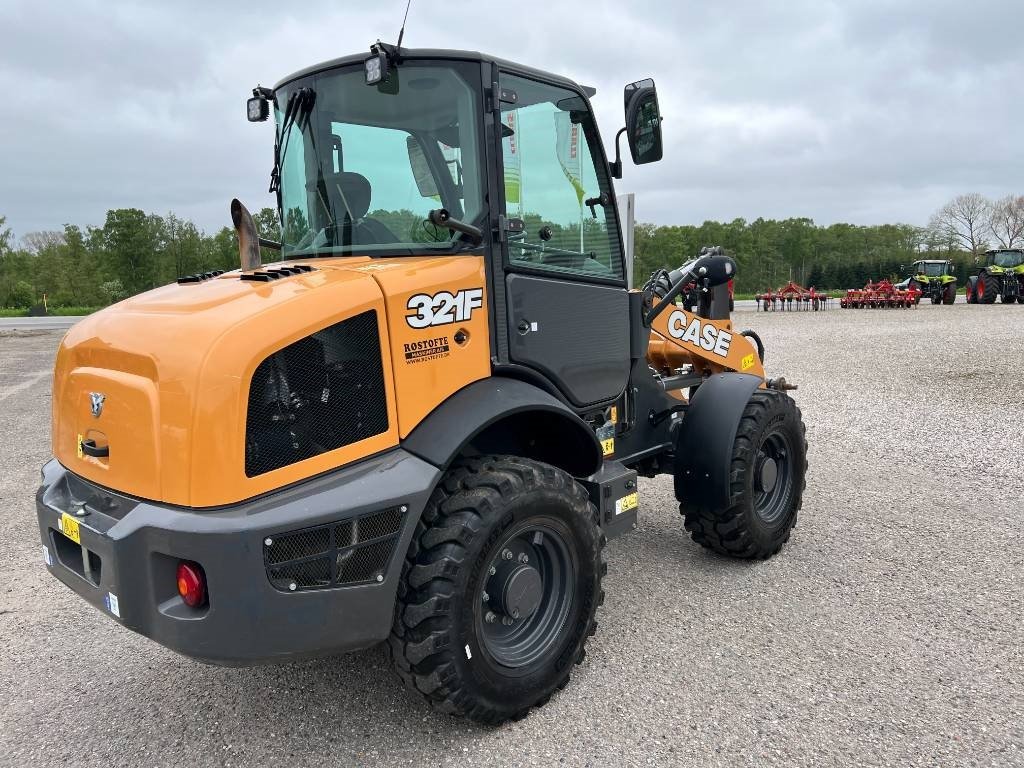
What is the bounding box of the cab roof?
[273,47,595,98]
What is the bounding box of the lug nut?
[518,553,529,564]
[482,591,489,602]
[512,609,520,619]
[488,565,497,576]
[502,549,513,560]
[502,616,514,626]
[485,611,496,623]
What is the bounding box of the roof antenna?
[396,0,412,49]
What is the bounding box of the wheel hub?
[494,563,543,619]
[757,455,779,493]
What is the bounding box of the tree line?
[1,192,1021,310]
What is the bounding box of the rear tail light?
[176,561,207,608]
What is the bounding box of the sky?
[1,0,1022,240]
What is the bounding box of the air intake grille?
[245,310,388,477]
[264,506,406,591]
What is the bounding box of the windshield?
[918,262,946,277]
[274,60,485,257]
[991,250,1024,268]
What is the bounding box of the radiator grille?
[245,310,388,477]
[264,506,406,591]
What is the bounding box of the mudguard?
[402,377,603,478]
[674,372,763,509]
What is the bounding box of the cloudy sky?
[1,0,1022,239]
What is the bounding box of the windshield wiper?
[269,88,316,198]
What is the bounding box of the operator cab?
[247,46,664,410]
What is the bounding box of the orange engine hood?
[52,259,404,507]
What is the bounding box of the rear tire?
[979,271,998,303]
[966,277,978,303]
[389,455,604,725]
[680,390,807,559]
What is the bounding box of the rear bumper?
[36,450,438,665]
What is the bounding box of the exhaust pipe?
[231,198,262,272]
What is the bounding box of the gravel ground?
[0,305,1021,767]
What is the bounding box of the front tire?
[680,390,807,559]
[389,456,605,725]
[942,281,957,305]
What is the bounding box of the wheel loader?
[966,248,1024,304]
[36,43,807,725]
[903,259,957,305]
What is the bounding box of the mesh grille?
[245,310,388,477]
[264,506,406,591]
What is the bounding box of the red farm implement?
[839,279,921,309]
[755,281,832,311]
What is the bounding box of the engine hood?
[52,255,487,507]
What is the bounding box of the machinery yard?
[1,304,1020,767]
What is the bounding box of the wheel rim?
[753,430,795,525]
[477,521,576,671]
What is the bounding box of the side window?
[500,74,624,280]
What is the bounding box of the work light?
[365,50,388,85]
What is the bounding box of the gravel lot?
[1,305,1021,767]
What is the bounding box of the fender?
[674,372,763,509]
[402,377,603,478]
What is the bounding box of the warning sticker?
[403,335,450,365]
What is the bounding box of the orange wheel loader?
[37,43,807,725]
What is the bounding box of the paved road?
[0,315,82,330]
[0,305,1021,767]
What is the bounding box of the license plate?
[615,492,638,515]
[59,513,81,544]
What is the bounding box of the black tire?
[729,297,735,312]
[680,390,807,559]
[1018,295,1024,304]
[389,455,605,724]
[966,277,978,304]
[942,281,957,305]
[979,271,998,303]
[930,294,941,305]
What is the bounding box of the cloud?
[1,0,1021,238]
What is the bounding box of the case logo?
[666,311,732,357]
[89,392,106,418]
[406,288,483,329]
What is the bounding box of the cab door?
[497,72,630,408]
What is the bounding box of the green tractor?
[967,249,1024,304]
[904,259,957,305]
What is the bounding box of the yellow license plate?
[601,437,615,456]
[616,492,638,515]
[59,513,81,544]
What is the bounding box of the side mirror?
[950,263,956,273]
[623,79,663,165]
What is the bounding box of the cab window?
[499,73,624,280]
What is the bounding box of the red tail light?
[176,561,207,608]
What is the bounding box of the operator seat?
[330,171,399,245]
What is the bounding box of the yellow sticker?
[609,406,618,423]
[741,353,755,371]
[60,513,81,544]
[77,434,83,459]
[601,437,615,456]
[616,492,638,515]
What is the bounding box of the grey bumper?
[36,450,439,665]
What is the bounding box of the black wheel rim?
[753,429,795,525]
[476,520,576,671]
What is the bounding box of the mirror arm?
[609,127,626,179]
